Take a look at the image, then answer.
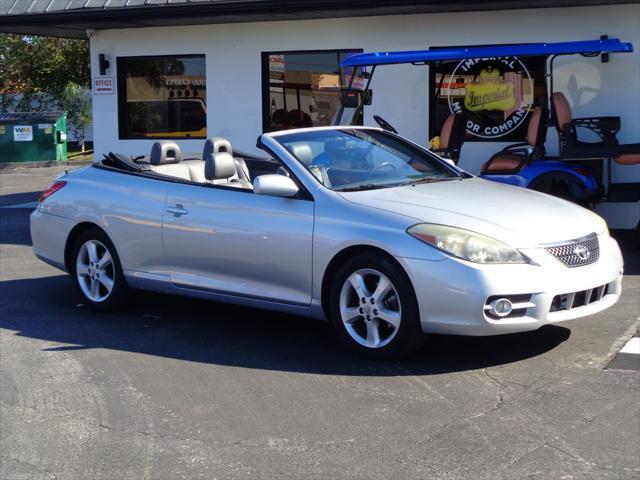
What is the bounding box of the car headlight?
[407,224,527,264]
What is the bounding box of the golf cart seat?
[614,147,640,165]
[552,92,640,164]
[481,107,546,175]
[481,153,528,173]
[432,113,466,164]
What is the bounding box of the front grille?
[550,283,609,312]
[545,233,599,267]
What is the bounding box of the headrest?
[203,137,233,162]
[150,141,182,165]
[288,143,314,166]
[552,92,572,130]
[205,152,237,181]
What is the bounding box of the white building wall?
[90,3,640,184]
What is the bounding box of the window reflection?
[264,50,363,132]
[118,55,207,139]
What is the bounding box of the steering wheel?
[373,115,399,134]
[370,161,398,174]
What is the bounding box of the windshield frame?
[268,126,463,192]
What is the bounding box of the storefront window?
[429,50,546,142]
[262,50,363,132]
[117,55,206,139]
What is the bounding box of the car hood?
[338,177,607,248]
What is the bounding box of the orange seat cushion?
[615,153,640,165]
[439,114,454,149]
[552,92,572,130]
[482,154,527,173]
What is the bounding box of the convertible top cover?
[340,38,633,67]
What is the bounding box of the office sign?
[94,77,115,95]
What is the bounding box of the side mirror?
[362,89,373,106]
[253,174,299,197]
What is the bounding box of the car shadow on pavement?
[0,190,41,208]
[0,274,571,376]
[0,208,33,246]
[0,191,41,247]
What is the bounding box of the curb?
[0,159,94,171]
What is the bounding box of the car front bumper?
[399,233,623,336]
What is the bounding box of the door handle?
[166,204,189,217]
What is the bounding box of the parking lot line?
[619,336,640,354]
[607,335,640,371]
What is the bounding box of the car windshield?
[273,129,460,191]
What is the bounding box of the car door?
[161,183,314,305]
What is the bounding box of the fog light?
[489,298,513,318]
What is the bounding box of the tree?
[60,82,92,152]
[1,34,91,147]
[0,34,90,98]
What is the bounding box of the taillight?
[39,181,66,203]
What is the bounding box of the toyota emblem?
[574,244,590,261]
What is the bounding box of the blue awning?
[341,38,633,67]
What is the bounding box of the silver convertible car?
[31,127,624,358]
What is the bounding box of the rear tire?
[70,228,129,311]
[328,252,425,359]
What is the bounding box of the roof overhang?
[0,0,638,39]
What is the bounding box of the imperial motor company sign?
[464,82,516,112]
[447,56,533,139]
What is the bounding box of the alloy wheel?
[339,268,402,348]
[76,239,115,303]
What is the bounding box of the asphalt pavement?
[1,165,639,480]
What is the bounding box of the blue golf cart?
[337,38,639,208]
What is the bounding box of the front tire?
[328,252,425,359]
[529,172,592,207]
[70,228,129,311]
